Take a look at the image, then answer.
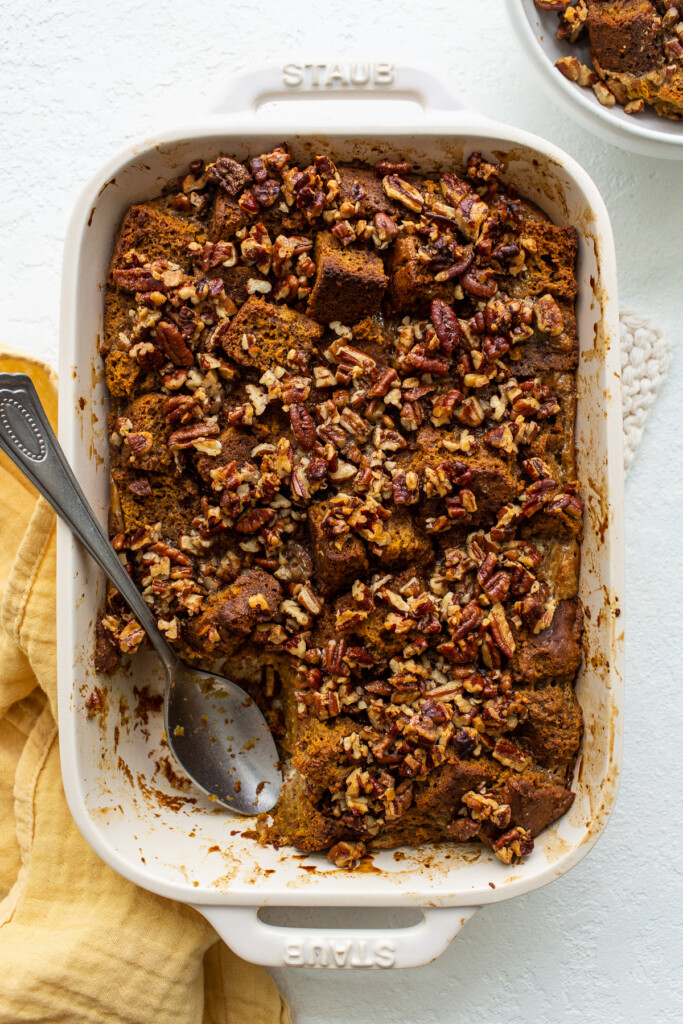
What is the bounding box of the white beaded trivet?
[619,309,671,472]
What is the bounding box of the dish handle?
[195,904,478,969]
[210,62,470,118]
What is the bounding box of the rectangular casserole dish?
[58,64,624,969]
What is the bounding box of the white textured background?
[2,1,681,1021]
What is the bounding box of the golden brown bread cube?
[517,685,583,771]
[350,316,395,365]
[208,189,309,241]
[94,609,123,675]
[222,295,323,373]
[291,715,363,792]
[260,771,344,851]
[510,598,583,685]
[334,593,407,664]
[110,466,201,543]
[500,772,575,838]
[208,193,248,240]
[109,201,205,275]
[508,299,579,375]
[216,265,269,307]
[306,232,388,325]
[193,425,257,483]
[387,235,455,313]
[368,759,503,849]
[334,565,428,664]
[372,509,433,568]
[515,221,578,301]
[307,501,369,597]
[103,291,143,399]
[537,538,580,601]
[587,0,664,76]
[110,392,176,472]
[407,429,522,527]
[411,757,501,823]
[337,166,401,220]
[184,568,282,656]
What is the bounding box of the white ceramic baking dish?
[58,64,624,969]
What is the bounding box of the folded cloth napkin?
[0,347,290,1024]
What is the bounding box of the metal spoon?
[0,373,281,814]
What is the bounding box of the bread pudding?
[97,143,584,869]
[538,0,683,118]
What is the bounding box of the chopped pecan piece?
[127,476,152,497]
[289,403,317,450]
[85,688,103,718]
[235,508,275,534]
[493,826,534,864]
[374,160,413,176]
[167,422,220,450]
[125,431,153,456]
[206,156,252,195]
[382,175,423,213]
[431,298,465,354]
[156,321,193,368]
[534,293,564,336]
[112,267,158,292]
[328,840,366,869]
[489,602,516,659]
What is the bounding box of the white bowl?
[509,0,683,160]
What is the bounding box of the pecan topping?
[367,367,398,398]
[252,179,281,207]
[113,267,158,292]
[461,269,497,299]
[492,738,529,771]
[373,212,400,241]
[156,321,193,368]
[489,602,516,658]
[431,299,465,354]
[125,431,153,455]
[493,827,534,865]
[127,476,152,497]
[235,508,275,534]
[382,175,423,213]
[374,159,413,176]
[85,688,103,717]
[238,190,260,215]
[328,840,366,869]
[407,344,450,375]
[206,156,252,195]
[289,404,316,450]
[201,240,237,272]
[462,791,511,830]
[534,294,564,336]
[447,818,481,841]
[167,422,219,450]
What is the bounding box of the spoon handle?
[0,372,177,675]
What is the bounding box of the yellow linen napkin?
[0,348,290,1024]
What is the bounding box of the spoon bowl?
[0,372,282,815]
[166,664,281,813]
